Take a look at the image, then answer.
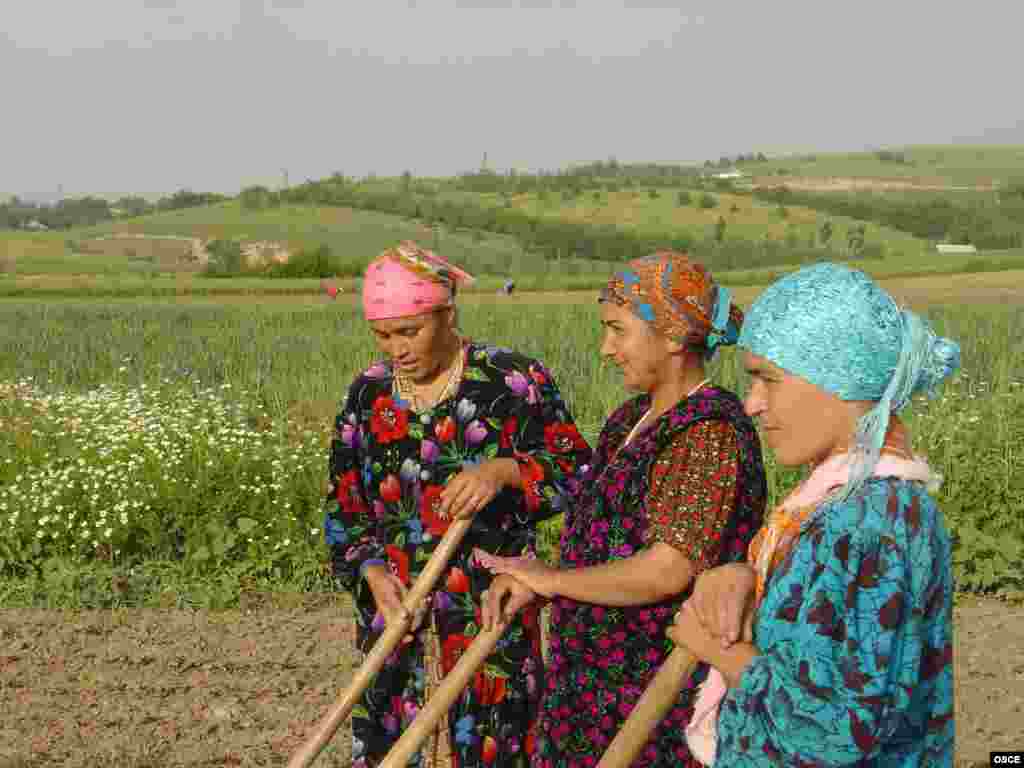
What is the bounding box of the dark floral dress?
[533,387,766,768]
[324,342,591,768]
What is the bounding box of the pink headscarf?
[362,241,475,321]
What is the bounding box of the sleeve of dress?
[323,382,387,594]
[715,488,954,766]
[506,360,593,525]
[642,420,739,575]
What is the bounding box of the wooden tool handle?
[378,619,508,768]
[596,647,699,768]
[287,517,474,768]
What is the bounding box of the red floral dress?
[324,342,591,768]
[533,388,766,768]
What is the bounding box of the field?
[1,288,1023,765]
[441,186,929,258]
[4,143,1024,765]
[739,144,1024,187]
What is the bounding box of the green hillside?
[739,145,1024,187]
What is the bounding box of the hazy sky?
[3,0,1022,201]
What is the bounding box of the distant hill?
[74,201,552,277]
[738,145,1024,188]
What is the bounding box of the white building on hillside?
[935,243,977,255]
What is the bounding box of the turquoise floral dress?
[324,342,591,768]
[716,478,955,766]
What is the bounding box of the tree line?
[0,190,228,231]
[753,185,1024,250]
[237,172,857,274]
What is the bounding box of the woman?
[323,241,591,768]
[668,263,957,766]
[477,251,767,768]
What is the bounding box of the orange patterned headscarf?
[600,251,743,354]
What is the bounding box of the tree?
[115,196,152,218]
[819,219,833,246]
[847,223,867,255]
[240,186,272,211]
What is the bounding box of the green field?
[438,186,929,258]
[2,202,624,282]
[1,299,1022,608]
[7,195,1024,301]
[739,144,1024,186]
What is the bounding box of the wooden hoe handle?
[378,618,509,768]
[287,517,474,768]
[596,647,699,768]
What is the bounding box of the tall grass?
[1,301,1021,606]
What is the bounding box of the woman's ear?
[443,305,458,332]
[664,336,685,356]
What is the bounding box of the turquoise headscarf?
[738,263,960,499]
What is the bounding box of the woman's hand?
[667,599,719,663]
[473,548,559,598]
[480,574,537,631]
[690,563,757,649]
[363,564,427,644]
[439,459,515,521]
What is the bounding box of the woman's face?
[742,352,865,467]
[369,307,456,383]
[599,301,677,393]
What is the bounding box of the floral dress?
[324,342,592,768]
[715,477,955,766]
[533,387,767,768]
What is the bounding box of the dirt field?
[750,175,998,193]
[1,593,1020,767]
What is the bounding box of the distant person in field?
[501,279,515,296]
[320,278,341,300]
[667,263,957,766]
[476,251,767,767]
[323,241,591,768]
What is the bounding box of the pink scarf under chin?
[683,452,937,766]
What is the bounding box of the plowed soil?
[1,594,1021,767]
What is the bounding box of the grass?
[4,202,624,284]
[739,144,1024,187]
[74,202,560,277]
[437,186,931,260]
[4,248,1024,299]
[1,300,1022,607]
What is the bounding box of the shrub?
[203,239,245,276]
[268,244,342,279]
[699,193,719,209]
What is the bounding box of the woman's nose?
[743,384,765,417]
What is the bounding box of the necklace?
[621,377,710,448]
[394,338,466,413]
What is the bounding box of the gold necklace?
[622,377,710,448]
[394,339,466,412]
